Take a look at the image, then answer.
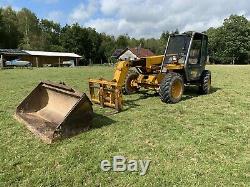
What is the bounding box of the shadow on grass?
[123,87,221,110]
[91,113,116,129]
[55,113,116,143]
[182,86,221,101]
[58,87,221,141]
[123,90,158,111]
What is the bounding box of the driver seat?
[188,49,200,64]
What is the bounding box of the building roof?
[129,47,155,58]
[117,47,155,59]
[24,50,82,58]
[0,49,82,58]
[111,49,124,58]
[0,49,29,55]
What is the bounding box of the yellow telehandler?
[15,31,211,143]
[89,31,211,111]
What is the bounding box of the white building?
[113,47,155,61]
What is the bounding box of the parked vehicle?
[62,60,75,67]
[49,60,75,67]
[5,59,32,67]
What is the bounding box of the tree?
[40,19,63,51]
[17,8,41,50]
[128,38,140,48]
[207,15,250,64]
[159,31,170,54]
[143,38,161,54]
[0,8,4,48]
[222,15,250,64]
[86,27,102,63]
[206,27,226,63]
[60,24,84,54]
[116,35,129,49]
[60,24,103,64]
[99,33,116,63]
[1,7,21,48]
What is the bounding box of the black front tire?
[124,70,140,95]
[199,70,211,94]
[159,72,184,103]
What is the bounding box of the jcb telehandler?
[89,31,211,111]
[15,31,211,143]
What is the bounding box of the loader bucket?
[15,81,93,143]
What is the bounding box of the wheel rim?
[171,79,183,99]
[130,79,136,87]
[126,75,138,93]
[207,77,211,92]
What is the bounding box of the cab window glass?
[188,39,202,65]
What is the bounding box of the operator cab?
[163,34,190,64]
[162,31,208,81]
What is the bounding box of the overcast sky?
[1,0,249,38]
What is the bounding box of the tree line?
[0,7,249,64]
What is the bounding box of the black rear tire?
[124,70,140,95]
[159,72,184,103]
[199,70,211,94]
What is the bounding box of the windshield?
[166,35,191,55]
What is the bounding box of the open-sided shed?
[0,49,29,67]
[23,51,82,67]
[0,49,82,67]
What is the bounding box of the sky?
[0,0,250,38]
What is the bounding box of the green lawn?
[0,65,249,186]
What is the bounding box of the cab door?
[187,33,208,81]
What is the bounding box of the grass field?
[0,65,249,186]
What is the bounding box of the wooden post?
[0,55,3,68]
[59,57,61,67]
[76,58,79,66]
[36,57,39,67]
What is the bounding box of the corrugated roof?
[24,50,82,58]
[0,49,29,55]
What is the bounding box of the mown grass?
[0,65,249,186]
